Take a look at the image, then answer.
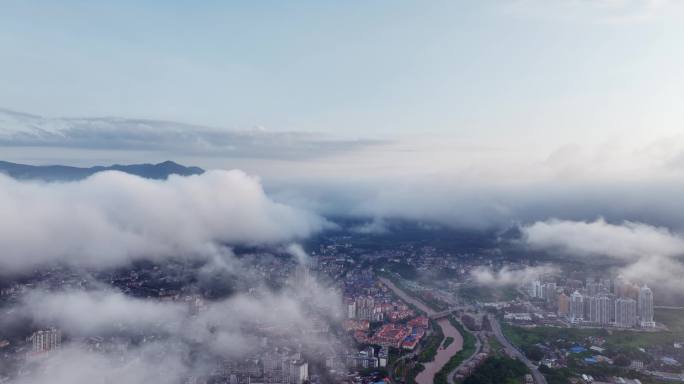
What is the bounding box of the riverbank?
[416,317,464,384]
[379,277,464,384]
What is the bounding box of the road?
[379,277,464,384]
[489,316,547,384]
[447,331,482,384]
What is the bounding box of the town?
[3,226,684,384]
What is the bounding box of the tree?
[614,354,631,367]
[522,345,544,362]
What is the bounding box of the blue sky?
[1,0,683,145]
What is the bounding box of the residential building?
[638,285,655,328]
[557,293,570,316]
[615,298,637,327]
[29,328,61,354]
[570,291,584,322]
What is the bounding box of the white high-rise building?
[30,328,61,354]
[528,280,542,298]
[378,347,389,368]
[542,282,557,303]
[289,360,308,384]
[588,294,611,325]
[638,285,655,328]
[558,293,570,315]
[570,291,584,322]
[355,296,374,320]
[601,278,612,293]
[347,300,357,319]
[587,281,602,296]
[615,298,638,328]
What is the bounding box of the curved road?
[447,331,482,384]
[489,317,547,384]
[379,277,463,384]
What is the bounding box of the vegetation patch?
[462,356,530,384]
[458,284,519,303]
[433,317,477,384]
[502,311,684,352]
[418,320,445,363]
[443,336,455,349]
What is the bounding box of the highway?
[488,316,547,384]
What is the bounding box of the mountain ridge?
[0,160,205,181]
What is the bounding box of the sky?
[1,2,684,236]
[1,0,683,145]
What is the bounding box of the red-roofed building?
[408,316,429,328]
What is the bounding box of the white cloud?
[13,343,190,384]
[10,274,343,382]
[0,170,326,273]
[471,265,558,287]
[522,218,684,292]
[286,243,310,265]
[523,218,684,260]
[14,274,342,348]
[20,289,188,335]
[350,217,389,234]
[260,135,684,232]
[0,109,382,160]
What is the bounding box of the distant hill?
[0,160,204,181]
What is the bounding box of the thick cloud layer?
[0,108,382,160]
[13,343,190,384]
[9,272,343,384]
[20,289,188,335]
[522,218,684,292]
[276,177,684,232]
[523,218,684,261]
[262,135,684,233]
[17,285,339,348]
[0,170,326,273]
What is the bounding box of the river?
[378,277,463,384]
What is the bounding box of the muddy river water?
[378,277,463,384]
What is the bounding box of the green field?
[503,308,684,351]
[656,308,684,334]
[487,335,504,356]
[458,284,519,303]
[501,309,684,384]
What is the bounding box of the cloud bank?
[523,218,684,260]
[14,343,190,384]
[471,265,558,287]
[9,277,342,384]
[0,170,326,273]
[0,108,383,160]
[522,218,684,292]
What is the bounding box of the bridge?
[429,308,457,319]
